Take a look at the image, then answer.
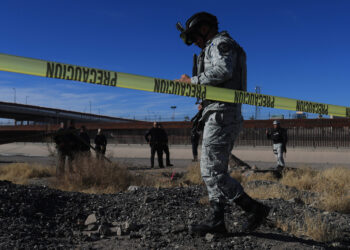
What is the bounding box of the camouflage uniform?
[273,143,285,167]
[191,31,245,203]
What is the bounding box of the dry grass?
[280,167,350,213]
[304,214,340,242]
[245,183,297,201]
[0,163,54,184]
[276,213,341,243]
[2,158,349,214]
[53,156,154,194]
[181,163,350,213]
[183,162,203,185]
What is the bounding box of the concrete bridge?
[0,101,135,125]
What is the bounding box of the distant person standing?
[158,123,173,167]
[266,120,288,170]
[190,126,200,162]
[67,119,80,158]
[95,128,107,160]
[145,122,164,168]
[54,122,67,176]
[54,121,76,176]
[79,125,91,157]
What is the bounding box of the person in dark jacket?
[266,120,288,170]
[145,122,164,168]
[95,128,107,160]
[191,128,200,162]
[54,120,78,176]
[158,123,173,167]
[79,125,91,157]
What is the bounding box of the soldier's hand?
[176,74,191,83]
[198,104,203,111]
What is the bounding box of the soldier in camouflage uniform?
[177,12,270,234]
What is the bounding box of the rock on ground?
[0,180,349,249]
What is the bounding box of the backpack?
[230,38,247,92]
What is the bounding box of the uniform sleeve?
[191,41,237,86]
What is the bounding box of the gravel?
[0,180,349,249]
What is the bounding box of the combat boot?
[189,201,227,235]
[234,192,270,232]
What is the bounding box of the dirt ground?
[1,143,349,171]
[1,143,350,249]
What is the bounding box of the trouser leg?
[150,145,156,168]
[201,143,243,203]
[95,147,101,160]
[163,145,172,165]
[200,111,244,203]
[56,151,65,177]
[156,146,164,168]
[67,152,74,173]
[192,141,198,161]
[273,143,285,167]
[190,111,244,235]
[101,147,106,162]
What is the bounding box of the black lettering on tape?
[66,66,74,80]
[270,97,275,108]
[83,68,89,82]
[174,82,179,95]
[169,81,174,94]
[233,91,274,108]
[103,71,110,85]
[62,65,67,79]
[154,78,161,92]
[296,100,328,115]
[191,85,196,97]
[46,62,54,78]
[185,84,191,96]
[166,80,169,93]
[201,86,206,99]
[74,67,82,81]
[160,80,166,93]
[110,73,117,86]
[262,96,266,107]
[196,85,201,98]
[96,70,103,85]
[55,64,62,78]
[90,69,97,83]
[180,83,185,95]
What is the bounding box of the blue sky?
[0,0,349,121]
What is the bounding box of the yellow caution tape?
[0,53,349,117]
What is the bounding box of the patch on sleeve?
[218,42,231,54]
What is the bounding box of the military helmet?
[177,12,218,45]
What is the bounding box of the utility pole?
[25,96,29,104]
[255,86,261,120]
